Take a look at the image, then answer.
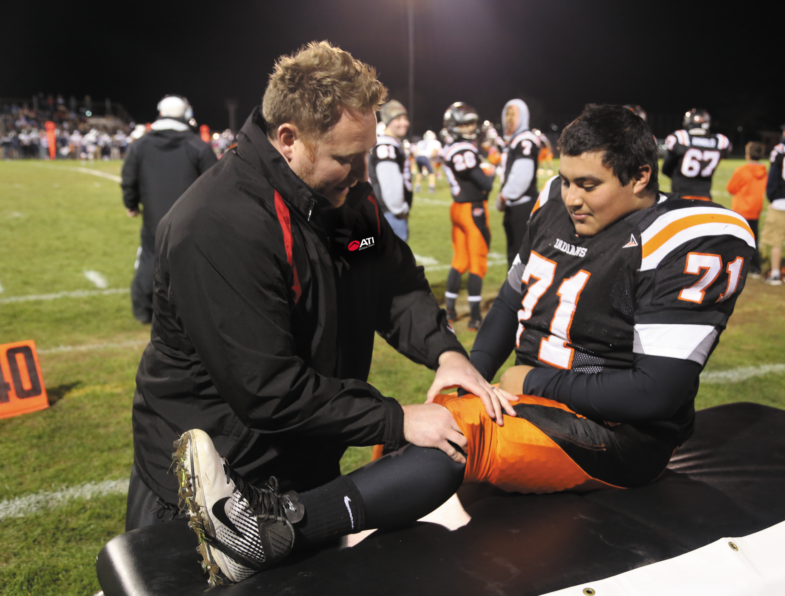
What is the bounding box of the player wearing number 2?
[442,102,496,330]
[662,108,731,200]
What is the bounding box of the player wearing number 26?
[662,108,731,200]
[453,104,755,492]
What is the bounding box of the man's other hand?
[126,209,140,217]
[427,351,518,426]
[402,403,467,464]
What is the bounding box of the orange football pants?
[450,201,490,278]
[434,393,615,494]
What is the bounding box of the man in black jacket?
[127,42,514,540]
[121,95,216,323]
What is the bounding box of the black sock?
[468,274,482,319]
[446,268,462,312]
[295,476,365,547]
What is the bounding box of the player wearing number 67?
[662,108,731,200]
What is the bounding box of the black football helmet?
[683,108,711,131]
[624,104,647,122]
[444,102,479,141]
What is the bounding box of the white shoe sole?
[173,430,237,586]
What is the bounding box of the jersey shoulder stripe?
[716,134,730,150]
[510,130,541,150]
[445,142,478,161]
[640,205,755,271]
[675,130,690,146]
[771,143,785,162]
[531,175,559,216]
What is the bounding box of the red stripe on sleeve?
[367,193,381,236]
[273,190,301,303]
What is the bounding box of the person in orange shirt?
[727,141,767,277]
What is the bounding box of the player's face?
[386,114,410,139]
[559,151,645,236]
[290,109,377,208]
[504,105,518,137]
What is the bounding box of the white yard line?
[0,479,129,520]
[0,288,128,304]
[413,254,440,266]
[424,259,507,272]
[69,167,122,183]
[416,197,451,206]
[0,281,3,294]
[701,363,785,384]
[37,339,148,355]
[83,270,109,289]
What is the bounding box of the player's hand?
[126,209,140,218]
[480,162,496,177]
[427,351,518,426]
[402,403,467,464]
[495,195,507,212]
[499,365,535,394]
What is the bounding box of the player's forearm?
[522,353,701,423]
[470,281,520,381]
[661,153,676,178]
[468,165,494,192]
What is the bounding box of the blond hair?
[263,41,388,140]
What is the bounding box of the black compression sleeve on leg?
[348,445,465,530]
[446,267,462,294]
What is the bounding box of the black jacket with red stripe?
[131,107,465,504]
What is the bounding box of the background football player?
[413,130,441,194]
[496,99,542,268]
[441,102,496,330]
[173,105,754,586]
[662,108,731,200]
[368,99,413,241]
[762,127,785,284]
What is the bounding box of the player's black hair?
[558,104,659,193]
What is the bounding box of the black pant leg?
[125,464,181,532]
[131,226,155,323]
[503,201,534,268]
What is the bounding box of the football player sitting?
[172,105,754,586]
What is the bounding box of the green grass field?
[1,158,783,595]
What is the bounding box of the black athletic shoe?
[467,317,482,331]
[173,429,304,586]
[446,309,458,322]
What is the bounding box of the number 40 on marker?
[0,340,49,419]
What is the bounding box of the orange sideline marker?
[0,340,48,419]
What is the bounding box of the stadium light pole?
[408,0,414,133]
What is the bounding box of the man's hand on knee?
[427,351,518,426]
[402,404,467,464]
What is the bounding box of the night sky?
[5,0,783,142]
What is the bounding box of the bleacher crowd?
[0,96,132,160]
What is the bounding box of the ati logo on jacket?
[348,237,376,252]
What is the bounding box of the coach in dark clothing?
[126,42,513,531]
[121,95,216,324]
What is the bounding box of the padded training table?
[97,403,785,595]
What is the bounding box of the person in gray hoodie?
[496,99,542,267]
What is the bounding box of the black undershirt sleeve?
[470,280,521,381]
[523,353,702,423]
[468,163,494,192]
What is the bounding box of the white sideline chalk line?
[424,259,507,272]
[70,167,122,183]
[0,288,128,304]
[0,281,3,294]
[700,363,785,384]
[83,270,108,289]
[0,479,130,520]
[37,339,148,355]
[413,254,440,266]
[416,197,451,206]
